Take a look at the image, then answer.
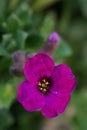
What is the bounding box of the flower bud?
[40,32,60,57]
[12,51,26,63]
[48,32,60,44]
[11,51,35,77]
[10,63,24,77]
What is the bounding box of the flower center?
[38,77,51,94]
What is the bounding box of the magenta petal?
[17,81,44,111]
[51,64,76,96]
[17,81,30,103]
[24,53,54,84]
[41,93,70,118]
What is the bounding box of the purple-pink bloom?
[48,32,60,44]
[17,53,76,118]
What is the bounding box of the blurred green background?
[0,0,87,130]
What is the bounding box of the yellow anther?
[43,79,46,82]
[42,83,46,87]
[38,82,41,86]
[38,78,50,94]
[40,88,43,90]
[43,89,46,92]
[45,82,49,85]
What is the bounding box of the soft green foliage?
[0,109,13,130]
[53,38,73,63]
[70,90,87,130]
[0,0,87,130]
[40,13,56,36]
[0,83,15,109]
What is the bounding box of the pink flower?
[17,53,76,118]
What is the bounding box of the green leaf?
[25,32,44,50]
[40,13,55,37]
[0,109,13,130]
[71,90,87,130]
[0,83,15,109]
[4,13,22,32]
[0,46,9,56]
[15,2,32,26]
[53,38,72,62]
[58,38,72,56]
[2,34,12,46]
[16,30,28,49]
[2,34,17,52]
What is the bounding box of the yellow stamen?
[42,79,46,82]
[43,89,46,92]
[42,83,46,87]
[38,82,41,86]
[40,88,43,90]
[45,82,49,85]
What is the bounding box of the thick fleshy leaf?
[17,81,44,111]
[41,93,70,118]
[0,109,13,129]
[0,82,15,109]
[51,64,76,96]
[24,53,54,84]
[0,46,9,56]
[25,33,44,50]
